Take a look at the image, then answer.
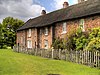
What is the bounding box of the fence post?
[35,48,37,56]
[65,49,67,61]
[89,51,92,67]
[59,49,61,59]
[98,52,99,68]
[81,51,83,64]
[95,51,98,68]
[94,52,96,67]
[52,48,54,59]
[76,51,78,63]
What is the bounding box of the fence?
[13,46,100,69]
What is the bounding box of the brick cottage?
[17,0,100,49]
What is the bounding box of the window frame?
[44,40,48,49]
[62,22,67,34]
[44,27,48,35]
[27,40,32,48]
[79,19,85,32]
[28,29,31,37]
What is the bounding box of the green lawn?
[0,49,100,75]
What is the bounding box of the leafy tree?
[0,17,24,49]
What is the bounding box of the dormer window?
[79,19,85,32]
[62,22,67,34]
[45,27,48,35]
[28,29,31,37]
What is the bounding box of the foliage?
[85,38,100,51]
[0,49,99,75]
[0,17,24,49]
[52,38,66,49]
[65,28,88,50]
[65,27,100,51]
[85,28,100,51]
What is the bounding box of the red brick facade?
[16,15,100,49]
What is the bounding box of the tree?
[0,17,24,49]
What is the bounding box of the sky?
[0,0,78,23]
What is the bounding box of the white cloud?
[53,0,78,10]
[0,0,45,22]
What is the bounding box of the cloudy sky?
[0,0,78,22]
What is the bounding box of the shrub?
[52,38,66,49]
[65,28,88,50]
[85,38,100,51]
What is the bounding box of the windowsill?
[27,47,32,49]
[44,47,48,49]
[82,29,85,32]
[45,34,48,36]
[61,31,67,34]
[28,36,31,38]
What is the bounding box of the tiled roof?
[17,0,100,31]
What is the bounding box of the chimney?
[78,0,86,3]
[41,10,46,15]
[63,2,69,8]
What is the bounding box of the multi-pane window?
[27,40,32,48]
[62,22,67,33]
[44,40,48,49]
[28,29,31,37]
[79,19,85,32]
[45,27,48,35]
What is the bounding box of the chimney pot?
[41,10,46,15]
[63,2,69,8]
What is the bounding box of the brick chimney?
[78,0,87,3]
[63,2,69,8]
[41,10,46,15]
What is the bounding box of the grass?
[0,49,100,75]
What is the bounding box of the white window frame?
[44,40,48,49]
[27,40,32,48]
[62,22,67,34]
[79,19,85,32]
[45,27,48,35]
[28,29,31,37]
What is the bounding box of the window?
[44,27,48,35]
[44,40,48,49]
[62,22,67,33]
[21,37,23,44]
[40,29,42,35]
[79,19,85,32]
[28,29,31,37]
[27,40,32,48]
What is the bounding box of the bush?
[52,38,66,49]
[85,38,100,51]
[65,28,88,50]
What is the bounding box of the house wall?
[38,26,53,49]
[16,30,27,47]
[16,15,100,49]
[54,15,100,39]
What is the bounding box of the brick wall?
[38,26,53,49]
[16,30,26,47]
[16,15,100,49]
[54,15,100,39]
